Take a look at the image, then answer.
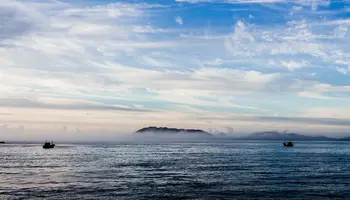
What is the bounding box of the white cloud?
[334,24,348,38]
[176,0,331,11]
[267,59,310,71]
[176,0,285,3]
[222,18,350,78]
[175,16,183,25]
[0,0,45,40]
[336,67,350,75]
[303,107,350,119]
[290,80,350,100]
[207,57,224,65]
[139,55,176,68]
[61,2,144,18]
[280,60,309,71]
[132,25,168,33]
[298,91,336,100]
[292,6,303,12]
[0,98,146,112]
[300,0,330,11]
[176,0,217,3]
[225,20,256,58]
[101,62,279,93]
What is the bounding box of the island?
[135,126,212,137]
[0,141,5,144]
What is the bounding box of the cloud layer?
[1,0,350,140]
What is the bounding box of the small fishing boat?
[283,141,293,147]
[43,141,55,149]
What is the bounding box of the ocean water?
[1,140,350,200]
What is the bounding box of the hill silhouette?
[240,131,334,141]
[135,126,212,137]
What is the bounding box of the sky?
[1,0,350,140]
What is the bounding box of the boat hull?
[43,144,55,149]
[283,143,293,147]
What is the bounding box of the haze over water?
[1,140,350,199]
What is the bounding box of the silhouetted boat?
[43,141,55,149]
[283,141,293,147]
[0,141,5,144]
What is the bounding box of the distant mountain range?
[135,127,350,141]
[135,126,212,137]
[339,137,350,141]
[239,131,334,141]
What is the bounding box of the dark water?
[1,141,350,200]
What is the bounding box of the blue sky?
[1,0,350,140]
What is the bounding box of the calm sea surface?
[1,140,350,199]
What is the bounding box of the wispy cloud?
[198,115,350,128]
[175,16,183,25]
[0,98,148,112]
[175,0,331,11]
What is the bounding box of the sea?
[1,140,350,200]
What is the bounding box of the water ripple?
[1,141,350,199]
